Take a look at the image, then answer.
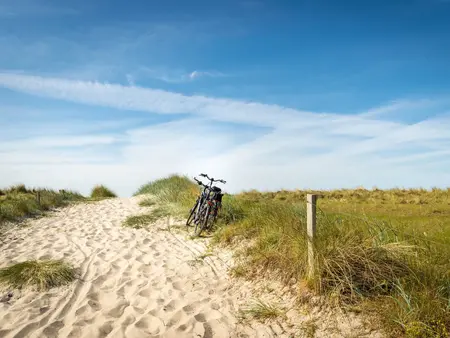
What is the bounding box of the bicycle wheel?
[186,197,200,226]
[204,202,218,231]
[194,204,210,237]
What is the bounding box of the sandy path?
[0,197,275,338]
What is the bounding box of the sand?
[0,197,280,338]
[0,197,382,338]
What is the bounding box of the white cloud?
[0,135,119,151]
[188,70,225,80]
[0,72,449,196]
[0,72,311,127]
[132,68,226,84]
[189,70,201,79]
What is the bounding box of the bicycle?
[186,173,226,237]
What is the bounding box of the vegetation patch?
[122,205,174,229]
[139,197,157,207]
[90,185,117,199]
[123,214,159,229]
[239,299,285,322]
[134,175,199,217]
[0,184,85,225]
[0,260,76,290]
[132,175,450,336]
[214,189,450,337]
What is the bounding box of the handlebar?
[194,177,205,186]
[194,174,226,186]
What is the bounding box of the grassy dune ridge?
[0,183,120,226]
[135,175,450,337]
[90,185,117,199]
[0,184,85,225]
[130,175,200,226]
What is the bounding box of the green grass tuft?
[230,264,247,278]
[239,299,284,321]
[122,214,159,229]
[139,197,157,207]
[90,185,117,199]
[134,174,199,217]
[0,260,76,290]
[0,185,85,225]
[122,205,173,229]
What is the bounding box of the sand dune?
[0,197,382,338]
[0,197,282,338]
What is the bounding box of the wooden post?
[36,192,41,206]
[307,194,318,279]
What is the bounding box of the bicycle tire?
[210,199,222,227]
[186,197,200,226]
[194,204,210,237]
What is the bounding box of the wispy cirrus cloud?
[188,70,226,80]
[130,67,228,84]
[0,72,305,127]
[0,72,449,196]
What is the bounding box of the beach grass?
[0,184,85,225]
[133,175,450,337]
[90,185,117,199]
[0,259,76,290]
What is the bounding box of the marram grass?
[90,185,117,199]
[132,175,450,337]
[239,299,284,321]
[0,185,85,224]
[0,260,76,290]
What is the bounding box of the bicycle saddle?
[211,186,222,192]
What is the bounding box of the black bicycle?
[186,173,226,236]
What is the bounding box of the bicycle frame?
[191,174,225,226]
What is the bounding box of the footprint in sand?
[88,299,101,312]
[135,316,164,336]
[172,281,184,290]
[92,275,108,288]
[182,303,199,315]
[131,296,149,313]
[120,314,136,327]
[107,299,130,318]
[67,327,82,338]
[164,299,181,312]
[42,321,64,338]
[73,317,95,327]
[194,313,207,323]
[166,310,184,327]
[98,321,114,338]
[138,288,151,298]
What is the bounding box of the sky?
[1,0,450,197]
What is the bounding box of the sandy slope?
[0,197,281,338]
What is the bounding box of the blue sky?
[1,0,450,196]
